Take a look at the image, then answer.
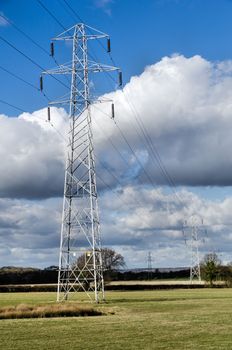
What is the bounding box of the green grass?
[0,289,232,349]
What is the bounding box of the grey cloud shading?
[0,187,232,267]
[97,186,232,267]
[3,55,232,200]
[93,55,232,188]
[0,198,61,267]
[0,108,67,199]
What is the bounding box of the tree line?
[0,249,231,286]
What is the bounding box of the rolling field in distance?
[0,289,232,350]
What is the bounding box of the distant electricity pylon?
[147,251,152,269]
[42,24,121,302]
[147,251,153,279]
[185,215,202,282]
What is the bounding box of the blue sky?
[1,0,232,268]
[1,0,232,115]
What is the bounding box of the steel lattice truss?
[43,24,119,302]
[189,216,202,282]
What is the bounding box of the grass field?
[0,289,232,349]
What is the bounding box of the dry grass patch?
[0,303,103,319]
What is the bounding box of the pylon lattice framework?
[43,24,119,302]
[189,215,202,282]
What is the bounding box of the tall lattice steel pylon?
[189,215,201,282]
[42,24,120,302]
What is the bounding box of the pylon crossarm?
[88,61,119,72]
[44,62,119,76]
[43,65,72,75]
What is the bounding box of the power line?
[57,0,81,23]
[93,118,131,169]
[0,35,44,70]
[95,147,150,211]
[0,64,40,91]
[46,105,150,210]
[36,0,67,31]
[115,122,159,188]
[95,148,147,209]
[1,98,134,212]
[91,105,134,168]
[84,24,185,207]
[123,90,185,206]
[91,105,189,232]
[93,104,158,189]
[99,48,186,207]
[102,72,180,196]
[0,63,50,102]
[62,0,83,22]
[0,98,25,113]
[95,154,125,189]
[0,12,71,86]
[46,112,129,202]
[0,35,69,90]
[0,13,49,56]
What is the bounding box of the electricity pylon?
[147,251,152,270]
[42,24,120,302]
[189,215,201,282]
[147,251,152,280]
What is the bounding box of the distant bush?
[0,266,58,285]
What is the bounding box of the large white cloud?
[93,54,232,187]
[2,55,232,199]
[1,54,232,267]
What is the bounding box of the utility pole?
[42,24,120,302]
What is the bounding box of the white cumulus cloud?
[2,55,232,267]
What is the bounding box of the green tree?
[201,253,221,287]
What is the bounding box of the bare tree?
[75,248,125,272]
[101,248,126,271]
